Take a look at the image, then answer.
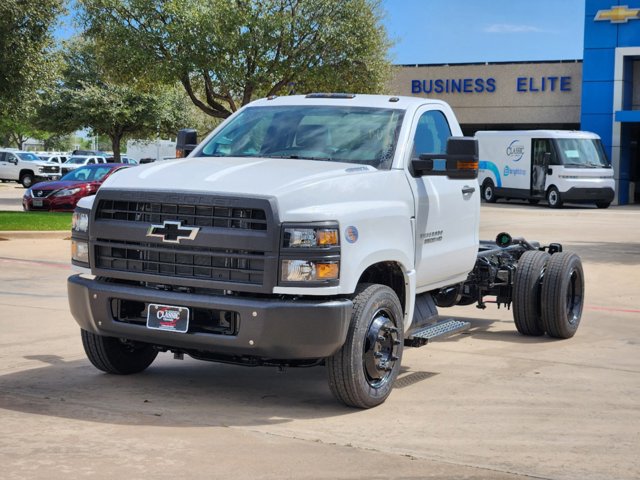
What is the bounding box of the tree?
[79,0,392,119]
[0,0,64,114]
[37,38,190,160]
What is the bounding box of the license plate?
[146,304,189,333]
[32,199,43,207]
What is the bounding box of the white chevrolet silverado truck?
[68,94,585,408]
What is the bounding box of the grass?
[0,211,72,231]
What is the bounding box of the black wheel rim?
[565,268,583,325]
[363,309,400,388]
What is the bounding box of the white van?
[475,130,615,208]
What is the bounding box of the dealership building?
[389,0,640,204]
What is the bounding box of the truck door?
[406,107,480,290]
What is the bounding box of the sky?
[56,0,587,65]
[381,0,585,64]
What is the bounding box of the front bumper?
[561,187,615,203]
[68,274,352,360]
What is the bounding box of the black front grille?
[32,189,53,198]
[95,240,265,285]
[97,199,267,230]
[42,165,60,174]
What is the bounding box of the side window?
[0,152,6,162]
[88,159,95,164]
[533,139,559,165]
[411,110,452,160]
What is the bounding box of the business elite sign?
[411,76,572,94]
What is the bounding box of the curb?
[0,231,70,240]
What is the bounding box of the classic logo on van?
[506,140,524,162]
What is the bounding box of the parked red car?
[23,164,130,212]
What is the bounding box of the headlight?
[55,187,82,197]
[38,167,45,173]
[72,211,89,232]
[283,226,339,248]
[71,240,89,263]
[281,260,339,282]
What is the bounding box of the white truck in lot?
[476,130,615,208]
[68,94,585,408]
[0,149,55,187]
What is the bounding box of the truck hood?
[98,156,410,220]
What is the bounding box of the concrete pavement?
[0,203,639,479]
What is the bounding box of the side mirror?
[176,128,198,158]
[9,156,18,165]
[411,137,478,179]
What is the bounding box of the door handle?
[462,186,476,195]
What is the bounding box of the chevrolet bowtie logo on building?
[146,220,200,244]
[595,5,640,23]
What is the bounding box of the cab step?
[404,319,470,347]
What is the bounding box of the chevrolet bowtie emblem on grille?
[595,5,640,23]
[146,221,200,243]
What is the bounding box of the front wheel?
[547,187,563,208]
[327,284,404,409]
[20,173,34,188]
[81,329,158,374]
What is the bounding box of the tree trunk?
[110,134,122,162]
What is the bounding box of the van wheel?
[327,283,403,409]
[20,173,34,188]
[482,180,498,203]
[596,201,610,209]
[541,253,584,339]
[81,329,158,374]
[546,187,563,208]
[513,251,549,336]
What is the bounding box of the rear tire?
[596,201,610,209]
[327,284,403,409]
[513,251,549,336]
[541,253,584,339]
[81,329,158,374]
[482,180,498,203]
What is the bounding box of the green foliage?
[0,211,72,231]
[80,0,392,118]
[0,0,64,114]
[37,38,190,159]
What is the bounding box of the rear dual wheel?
[513,251,584,339]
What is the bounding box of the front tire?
[20,173,34,188]
[547,187,563,208]
[513,251,550,336]
[327,284,404,409]
[541,253,584,339]
[596,201,610,209]
[81,329,158,374]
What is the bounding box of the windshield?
[61,166,115,182]
[198,105,405,169]
[66,156,88,165]
[16,152,41,161]
[555,138,610,168]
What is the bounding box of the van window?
[532,139,559,166]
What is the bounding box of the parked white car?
[60,155,107,175]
